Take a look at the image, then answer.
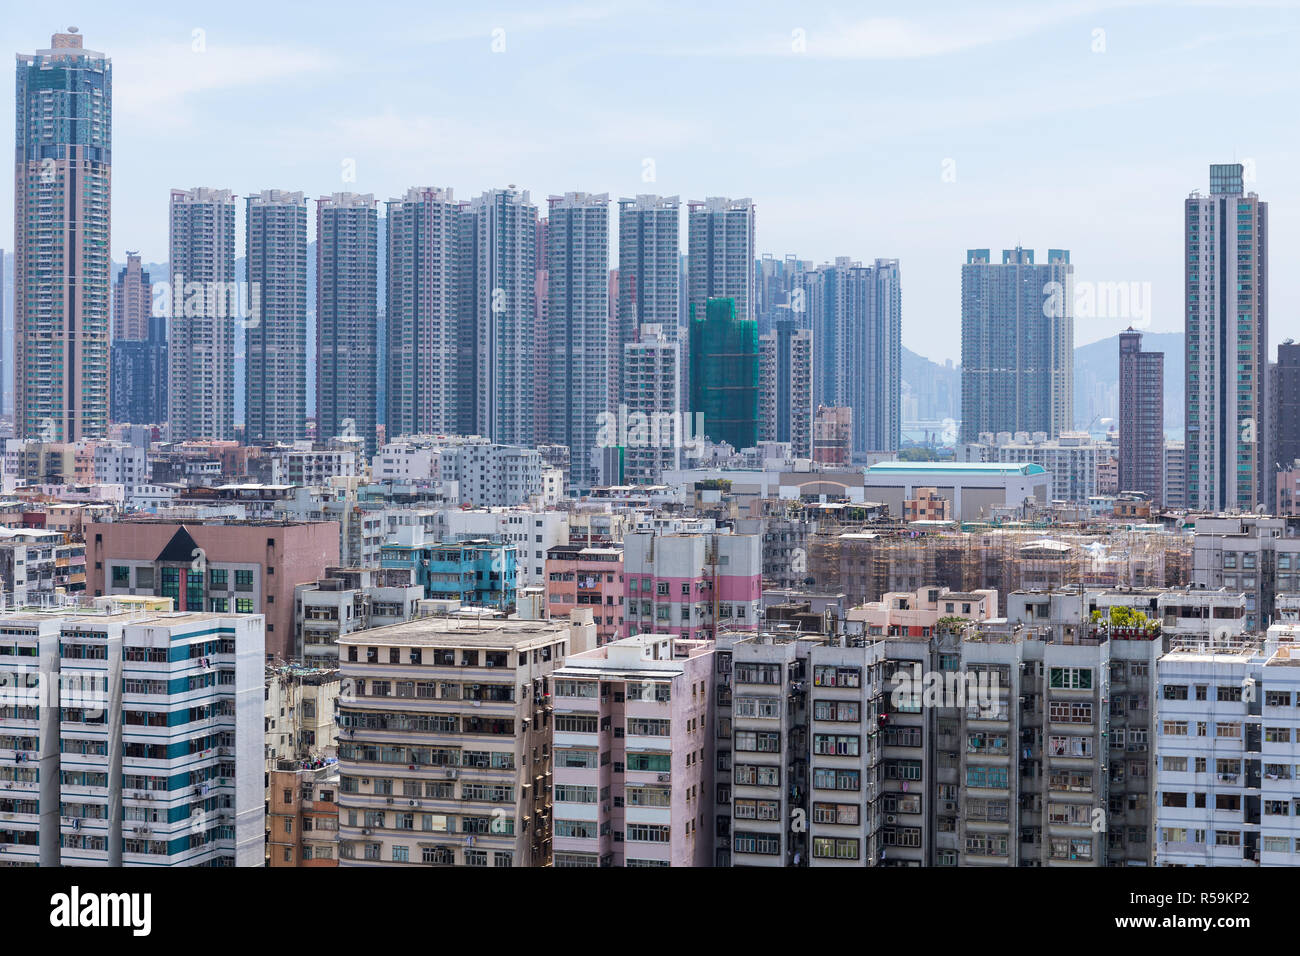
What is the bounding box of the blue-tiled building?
[380,538,516,609]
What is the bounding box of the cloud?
[113,39,336,124]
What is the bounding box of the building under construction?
[808,528,1192,614]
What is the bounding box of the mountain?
[902,346,960,421]
[1074,331,1184,435]
[904,331,1185,438]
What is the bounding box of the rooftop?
[866,461,1048,477]
[337,615,570,649]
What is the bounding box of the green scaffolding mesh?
[689,296,759,451]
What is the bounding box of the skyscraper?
[466,188,538,446]
[547,192,609,492]
[245,190,308,444]
[755,253,813,335]
[1273,342,1300,477]
[1118,328,1164,506]
[960,247,1074,443]
[622,323,681,484]
[384,187,468,440]
[759,321,813,457]
[689,297,758,451]
[616,195,679,408]
[804,257,902,456]
[15,29,112,441]
[168,188,238,440]
[109,253,165,425]
[686,198,755,411]
[1186,163,1269,512]
[316,193,378,455]
[112,252,150,341]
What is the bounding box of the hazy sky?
[4,0,1298,363]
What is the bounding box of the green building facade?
[689,297,759,451]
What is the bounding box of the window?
[813,665,860,688]
[554,714,598,734]
[813,802,860,825]
[812,837,859,860]
[733,831,780,855]
[814,700,860,722]
[626,752,671,773]
[734,731,780,753]
[1049,667,1092,690]
[813,734,859,756]
[627,718,671,737]
[627,824,671,843]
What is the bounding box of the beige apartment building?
[335,611,595,866]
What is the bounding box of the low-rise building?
[295,567,424,663]
[267,761,340,867]
[545,545,624,646]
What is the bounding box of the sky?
[3,0,1298,364]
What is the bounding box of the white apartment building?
[295,567,425,663]
[0,608,265,866]
[1192,515,1300,630]
[91,441,148,498]
[622,324,683,486]
[372,437,544,507]
[1155,625,1300,866]
[960,431,1116,504]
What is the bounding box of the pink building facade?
[86,519,340,661]
[550,634,715,867]
[622,532,762,642]
[545,544,624,646]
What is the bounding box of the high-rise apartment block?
[961,248,1073,443]
[550,633,715,867]
[686,198,755,411]
[616,196,679,406]
[1272,342,1300,496]
[335,614,595,866]
[168,187,238,440]
[546,193,609,493]
[245,190,309,444]
[0,606,264,866]
[317,193,379,455]
[1164,440,1186,510]
[467,188,538,446]
[1118,329,1164,506]
[15,30,112,441]
[621,323,682,485]
[689,297,759,452]
[1185,164,1269,512]
[759,321,813,458]
[110,253,166,425]
[803,258,902,456]
[385,187,468,439]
